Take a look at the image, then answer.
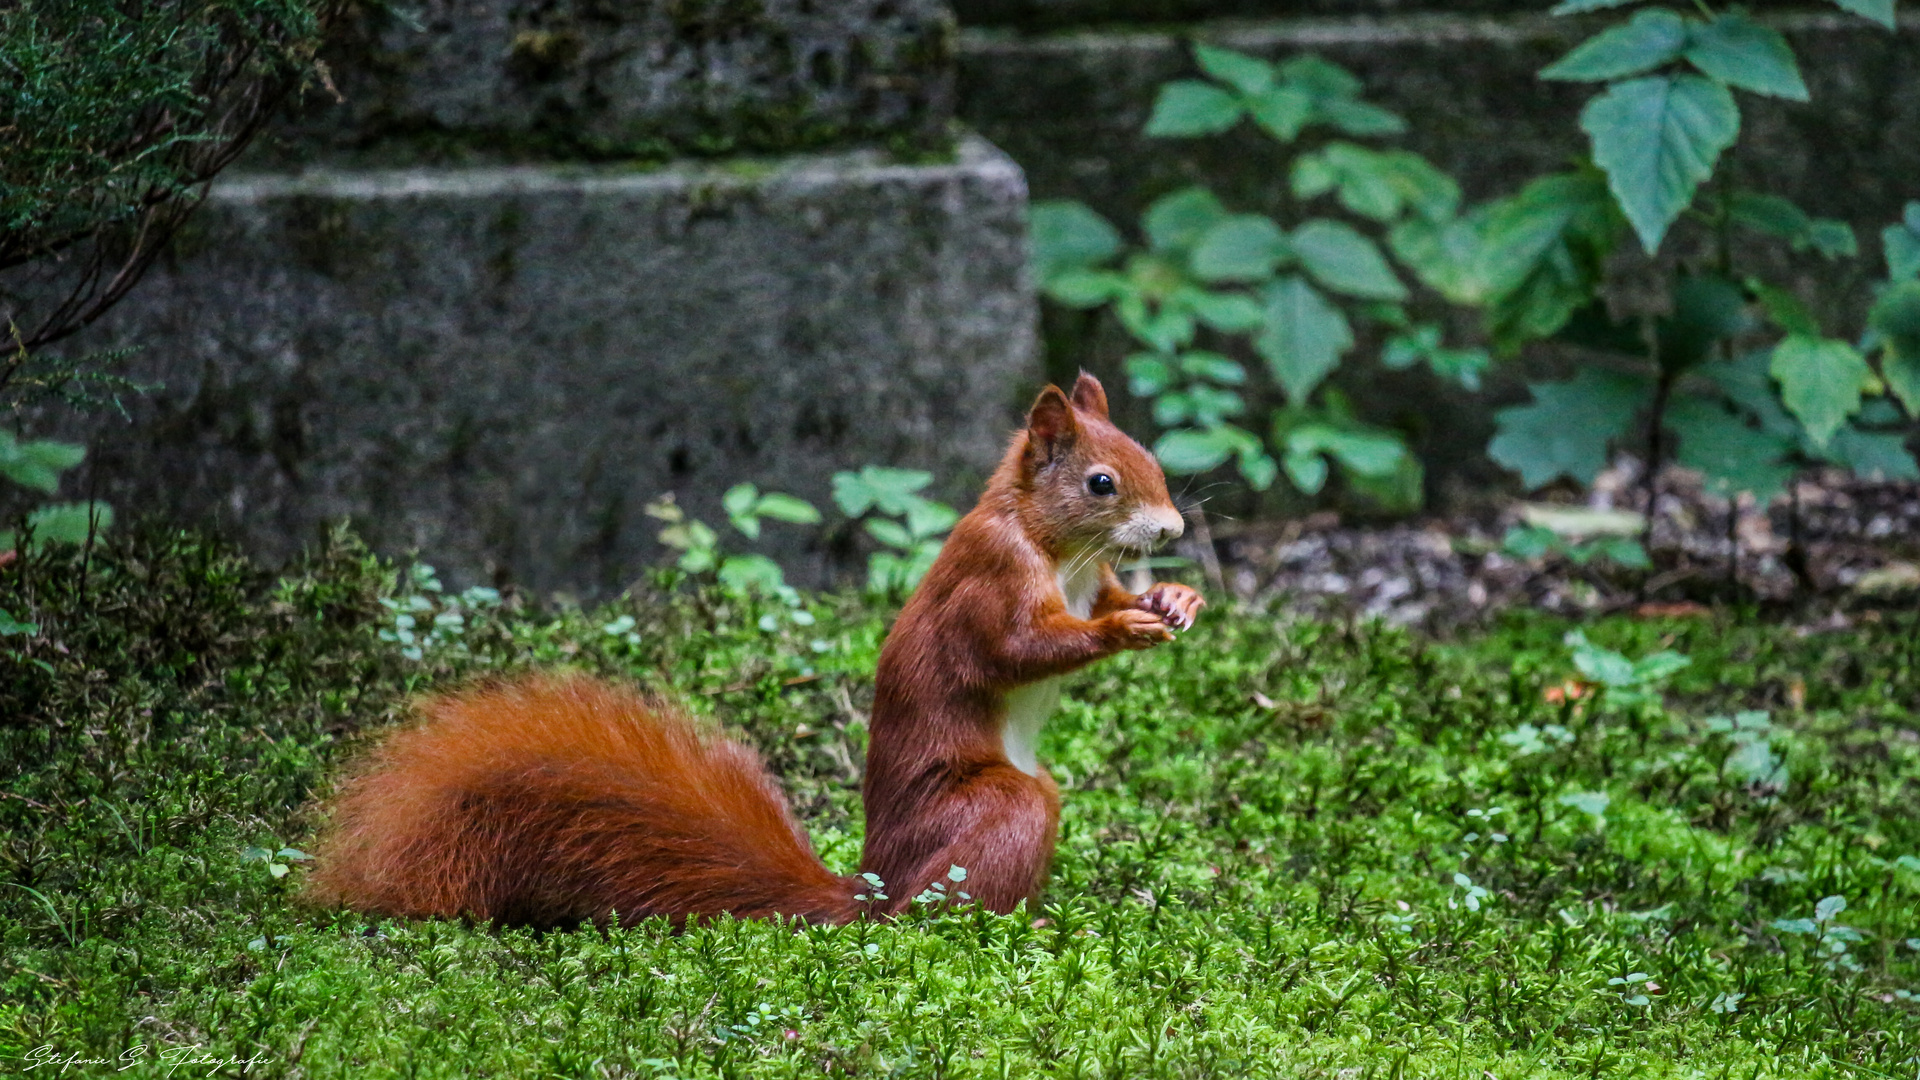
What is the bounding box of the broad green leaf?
[0,432,86,494]
[1655,274,1750,372]
[1315,99,1407,137]
[1154,427,1240,474]
[1869,281,1920,414]
[1559,791,1611,822]
[1247,85,1315,142]
[717,554,789,596]
[1283,450,1329,494]
[1728,191,1809,241]
[1189,214,1292,282]
[1286,423,1407,476]
[1296,143,1460,223]
[864,518,913,550]
[1824,423,1920,481]
[1145,80,1244,137]
[1029,201,1122,279]
[1489,369,1648,489]
[1684,13,1808,101]
[1042,268,1127,308]
[1885,203,1920,281]
[753,493,822,525]
[1125,354,1174,396]
[723,483,762,538]
[1389,214,1488,304]
[1748,278,1820,336]
[1542,9,1689,82]
[1829,0,1895,28]
[1474,171,1623,348]
[1278,55,1362,99]
[1583,74,1740,254]
[1770,335,1870,446]
[1194,44,1273,95]
[1256,275,1355,400]
[1815,895,1848,921]
[1179,351,1248,384]
[1185,290,1264,331]
[14,502,114,548]
[1291,219,1408,300]
[832,465,932,516]
[1667,396,1795,502]
[1805,220,1857,259]
[1143,187,1230,252]
[0,608,37,636]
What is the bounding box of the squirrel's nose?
[1156,507,1185,543]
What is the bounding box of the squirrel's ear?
[1070,372,1109,418]
[1025,385,1078,461]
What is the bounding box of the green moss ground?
[3,529,1919,1077]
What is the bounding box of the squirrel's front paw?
[1103,608,1173,650]
[1138,583,1206,632]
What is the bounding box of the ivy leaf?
[1828,0,1895,28]
[1146,80,1245,137]
[1255,275,1355,401]
[1291,219,1408,300]
[1869,281,1920,414]
[1194,44,1273,95]
[1143,187,1230,252]
[1030,201,1123,280]
[1770,335,1870,447]
[1582,74,1740,254]
[1542,9,1689,82]
[1189,214,1292,282]
[1489,369,1648,489]
[1885,202,1920,281]
[1667,396,1796,502]
[1684,12,1808,101]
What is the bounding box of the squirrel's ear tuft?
[1026,385,1078,460]
[1070,372,1109,419]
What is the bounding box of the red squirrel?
[304,373,1204,926]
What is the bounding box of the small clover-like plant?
[1704,710,1789,795]
[1772,895,1865,974]
[831,466,958,597]
[647,488,820,606]
[912,864,973,907]
[242,844,312,880]
[379,563,503,662]
[1500,722,1575,756]
[852,872,889,904]
[1607,971,1657,1008]
[1448,872,1492,913]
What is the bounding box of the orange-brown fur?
[305,373,1203,926]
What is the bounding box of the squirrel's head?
[1017,372,1185,560]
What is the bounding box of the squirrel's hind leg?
[876,765,1061,916]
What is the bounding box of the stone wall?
[25,140,1036,597]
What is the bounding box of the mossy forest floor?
[3,528,1919,1078]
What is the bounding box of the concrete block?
[25,138,1037,596]
[270,0,957,164]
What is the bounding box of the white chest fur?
[1001,559,1104,775]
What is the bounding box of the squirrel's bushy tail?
[304,673,860,927]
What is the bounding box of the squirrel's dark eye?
[1087,473,1116,497]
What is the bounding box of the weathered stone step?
[25,139,1036,596]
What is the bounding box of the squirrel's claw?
[1138,584,1206,632]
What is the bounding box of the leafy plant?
[830,466,959,597]
[646,487,821,604]
[377,563,503,663]
[1564,629,1690,709]
[1407,1,1917,541]
[0,429,110,554]
[1032,45,1482,507]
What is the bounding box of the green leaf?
[0,432,86,494]
[1314,98,1407,138]
[1194,44,1273,95]
[1247,85,1315,142]
[1154,427,1239,474]
[15,502,114,548]
[1179,351,1248,384]
[1489,369,1648,489]
[1728,191,1809,241]
[1815,895,1848,921]
[1805,219,1858,259]
[1667,396,1796,502]
[1186,290,1264,331]
[1474,171,1623,349]
[1542,9,1689,82]
[1256,275,1355,401]
[1582,74,1740,254]
[1290,220,1407,300]
[903,499,959,539]
[753,493,821,526]
[1146,81,1244,137]
[1771,335,1870,447]
[1125,354,1173,396]
[1189,214,1292,282]
[0,607,37,636]
[1030,201,1123,279]
[1286,423,1408,477]
[1869,281,1920,414]
[1389,214,1487,305]
[1655,274,1750,372]
[1824,424,1920,481]
[717,554,788,596]
[832,466,933,517]
[1748,278,1820,337]
[1283,449,1329,494]
[1278,55,1363,99]
[1828,0,1895,28]
[1684,13,1808,101]
[864,518,913,550]
[723,483,762,538]
[1042,269,1127,308]
[1143,187,1230,252]
[1885,203,1920,281]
